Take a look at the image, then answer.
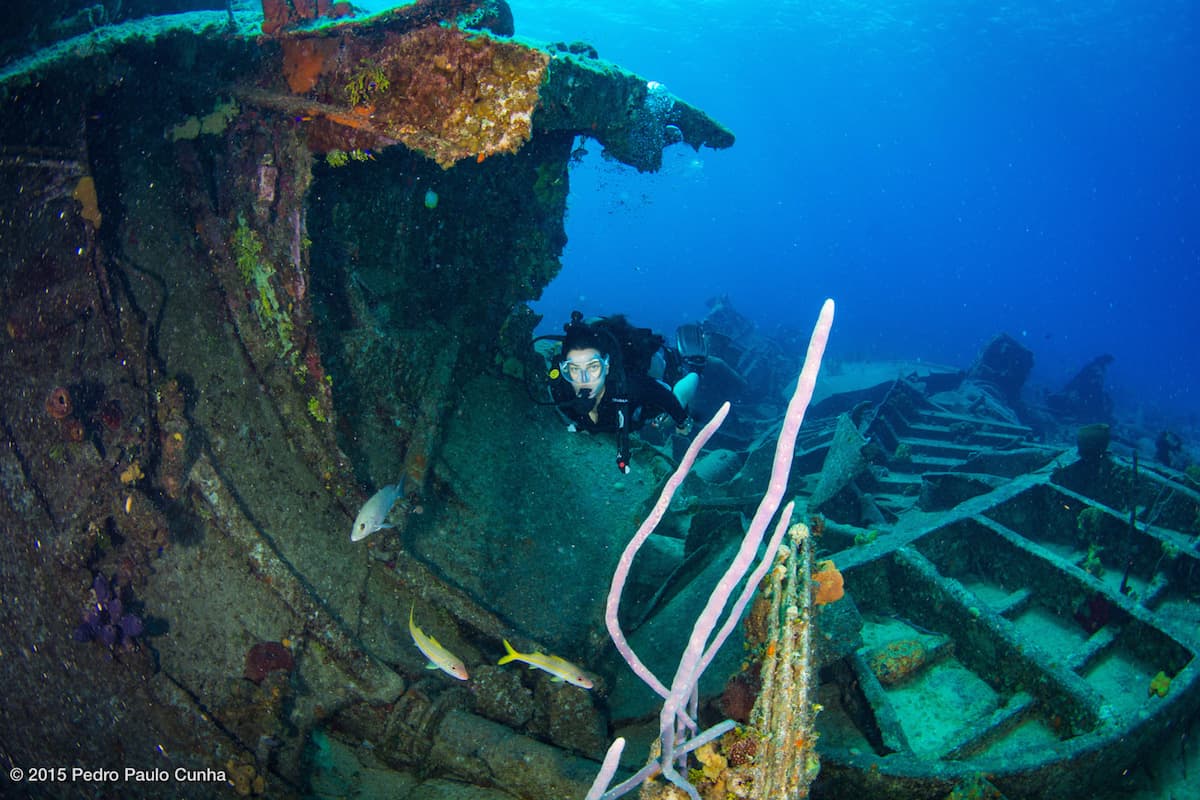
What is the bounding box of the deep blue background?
[378,1,1200,421]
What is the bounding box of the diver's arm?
[636,376,689,426]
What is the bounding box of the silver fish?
[351,480,404,541]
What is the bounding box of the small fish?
[350,480,404,541]
[409,605,469,681]
[498,639,594,689]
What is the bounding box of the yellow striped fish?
[409,606,469,681]
[498,639,594,689]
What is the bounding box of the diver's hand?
[567,395,594,416]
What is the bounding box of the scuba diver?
[546,311,707,473]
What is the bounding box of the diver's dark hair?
[562,316,611,357]
[561,311,627,394]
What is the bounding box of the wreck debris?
[966,332,1033,408]
[1048,354,1116,423]
[746,521,823,798]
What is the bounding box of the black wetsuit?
[555,372,688,470]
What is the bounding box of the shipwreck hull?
[0,4,736,798]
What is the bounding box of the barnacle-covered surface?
[267,24,550,169]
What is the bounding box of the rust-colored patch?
[813,560,844,605]
[281,38,338,94]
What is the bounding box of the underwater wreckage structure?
[2,2,1200,799]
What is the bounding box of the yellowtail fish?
[409,606,469,681]
[498,639,594,689]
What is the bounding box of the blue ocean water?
[493,0,1197,423]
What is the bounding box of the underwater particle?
[244,642,295,684]
[424,189,439,209]
[45,386,73,419]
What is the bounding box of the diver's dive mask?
[560,353,609,396]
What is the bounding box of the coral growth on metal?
[265,19,548,168]
[366,25,546,168]
[261,0,355,35]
